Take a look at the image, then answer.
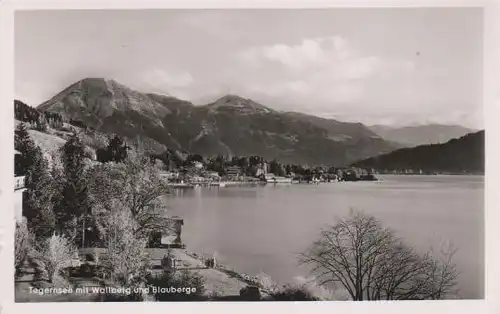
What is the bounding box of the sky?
[15,8,483,128]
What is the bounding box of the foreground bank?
[15,246,322,302]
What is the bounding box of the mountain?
[351,131,484,174]
[37,78,183,153]
[37,78,399,166]
[161,94,400,165]
[284,112,378,141]
[368,124,477,147]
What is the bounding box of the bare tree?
[255,271,278,293]
[95,200,151,287]
[15,219,32,277]
[87,152,174,239]
[120,153,173,237]
[35,233,76,283]
[299,210,458,300]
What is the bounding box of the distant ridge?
[368,124,477,147]
[351,131,484,174]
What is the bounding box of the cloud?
[142,69,193,89]
[233,36,413,106]
[253,39,324,71]
[238,36,381,76]
[315,107,484,129]
[126,69,194,96]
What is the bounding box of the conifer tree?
[15,123,36,177]
[96,135,129,163]
[15,123,56,238]
[107,135,128,163]
[55,134,91,245]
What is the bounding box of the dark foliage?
[150,149,185,171]
[239,285,261,301]
[186,154,204,164]
[352,131,484,173]
[69,119,90,130]
[54,134,91,244]
[15,99,63,130]
[205,155,227,176]
[15,123,57,238]
[96,135,129,163]
[101,291,144,302]
[270,286,320,301]
[147,269,206,301]
[15,123,35,176]
[269,159,286,176]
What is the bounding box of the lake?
[164,175,484,299]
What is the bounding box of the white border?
[1,1,498,314]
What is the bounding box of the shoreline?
[167,181,267,189]
[15,247,274,302]
[164,173,483,190]
[148,248,276,298]
[182,250,268,287]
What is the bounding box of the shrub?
[79,262,98,278]
[96,203,151,286]
[254,272,278,292]
[270,285,320,301]
[84,253,96,262]
[147,269,206,301]
[15,219,32,277]
[34,233,77,283]
[87,153,173,240]
[96,135,128,163]
[102,290,144,302]
[239,285,261,301]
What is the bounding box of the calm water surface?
[164,175,484,299]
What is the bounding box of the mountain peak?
[207,94,274,114]
[74,77,121,89]
[211,94,253,106]
[77,77,107,83]
[37,77,171,128]
[217,94,246,102]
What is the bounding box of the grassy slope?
[15,120,102,167]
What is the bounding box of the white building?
[160,171,180,180]
[14,150,26,222]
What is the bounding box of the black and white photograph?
[10,6,486,304]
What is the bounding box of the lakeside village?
[15,126,361,302]
[156,157,378,188]
[162,162,462,188]
[14,122,460,301]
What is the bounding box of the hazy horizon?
[15,8,483,129]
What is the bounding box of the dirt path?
[148,248,249,297]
